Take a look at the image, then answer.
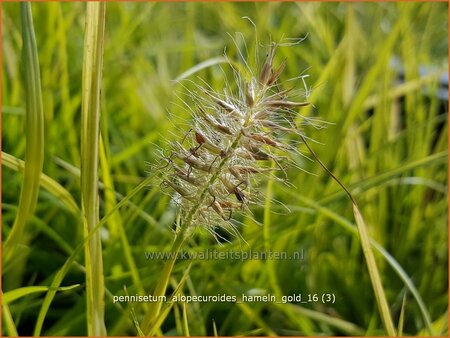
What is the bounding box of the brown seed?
[245,144,271,160]
[210,200,227,220]
[260,42,283,86]
[268,59,286,85]
[219,174,237,193]
[264,100,310,108]
[233,187,245,203]
[260,62,272,86]
[260,44,277,85]
[195,131,206,144]
[253,110,271,120]
[229,166,260,179]
[194,129,227,157]
[258,120,296,133]
[229,167,247,183]
[246,132,281,148]
[214,123,233,135]
[234,147,256,161]
[245,81,255,107]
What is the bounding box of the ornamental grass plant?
[2,2,448,336]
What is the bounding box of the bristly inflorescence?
[157,39,318,241]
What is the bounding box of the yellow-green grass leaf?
[174,56,228,82]
[2,303,18,336]
[182,302,190,337]
[54,156,159,227]
[353,204,396,336]
[342,14,402,131]
[130,305,146,337]
[283,303,365,336]
[99,134,145,299]
[4,2,45,263]
[417,312,448,336]
[2,151,79,215]
[80,2,107,336]
[397,293,407,336]
[3,284,79,304]
[263,159,283,298]
[212,319,218,337]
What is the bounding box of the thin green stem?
[141,231,187,335]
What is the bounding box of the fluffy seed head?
[157,39,319,240]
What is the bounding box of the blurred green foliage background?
[2,2,448,336]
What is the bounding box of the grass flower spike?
[158,40,314,240]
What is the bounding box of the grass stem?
[80,2,107,336]
[141,230,187,335]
